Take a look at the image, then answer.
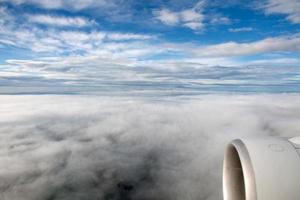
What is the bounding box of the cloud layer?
[1,1,300,94]
[1,94,300,200]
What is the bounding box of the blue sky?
[0,0,300,95]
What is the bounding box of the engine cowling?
[223,137,300,200]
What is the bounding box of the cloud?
[1,5,300,92]
[0,0,136,24]
[106,33,155,41]
[0,0,112,10]
[153,1,232,30]
[153,9,180,26]
[0,7,156,55]
[209,15,231,25]
[1,2,300,91]
[154,1,205,30]
[2,53,300,95]
[247,57,300,66]
[261,0,300,24]
[0,94,300,200]
[195,34,300,57]
[229,27,254,32]
[26,14,96,27]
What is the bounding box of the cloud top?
[1,94,300,200]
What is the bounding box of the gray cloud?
[2,57,300,94]
[1,94,300,200]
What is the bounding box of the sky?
[1,0,300,94]
[1,1,300,200]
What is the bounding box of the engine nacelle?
[223,137,300,200]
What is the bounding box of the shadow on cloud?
[0,94,300,200]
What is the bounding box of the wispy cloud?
[1,1,300,94]
[1,7,300,94]
[153,9,180,26]
[153,1,206,30]
[194,34,300,57]
[26,14,96,27]
[0,7,156,55]
[0,0,112,10]
[229,27,254,32]
[106,33,156,41]
[261,0,300,24]
[209,15,231,25]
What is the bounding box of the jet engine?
[223,137,300,200]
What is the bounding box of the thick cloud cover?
[1,94,300,200]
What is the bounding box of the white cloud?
[1,2,300,83]
[229,27,254,32]
[262,0,300,24]
[27,14,95,27]
[180,9,203,23]
[0,0,111,10]
[195,34,300,57]
[184,20,204,30]
[0,8,157,56]
[0,6,15,28]
[2,8,300,86]
[106,33,155,41]
[0,94,300,199]
[210,15,231,25]
[154,1,205,30]
[1,6,300,68]
[154,9,180,26]
[153,1,231,31]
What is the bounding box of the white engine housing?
[223,137,300,200]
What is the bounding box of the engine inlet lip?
[223,139,257,200]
